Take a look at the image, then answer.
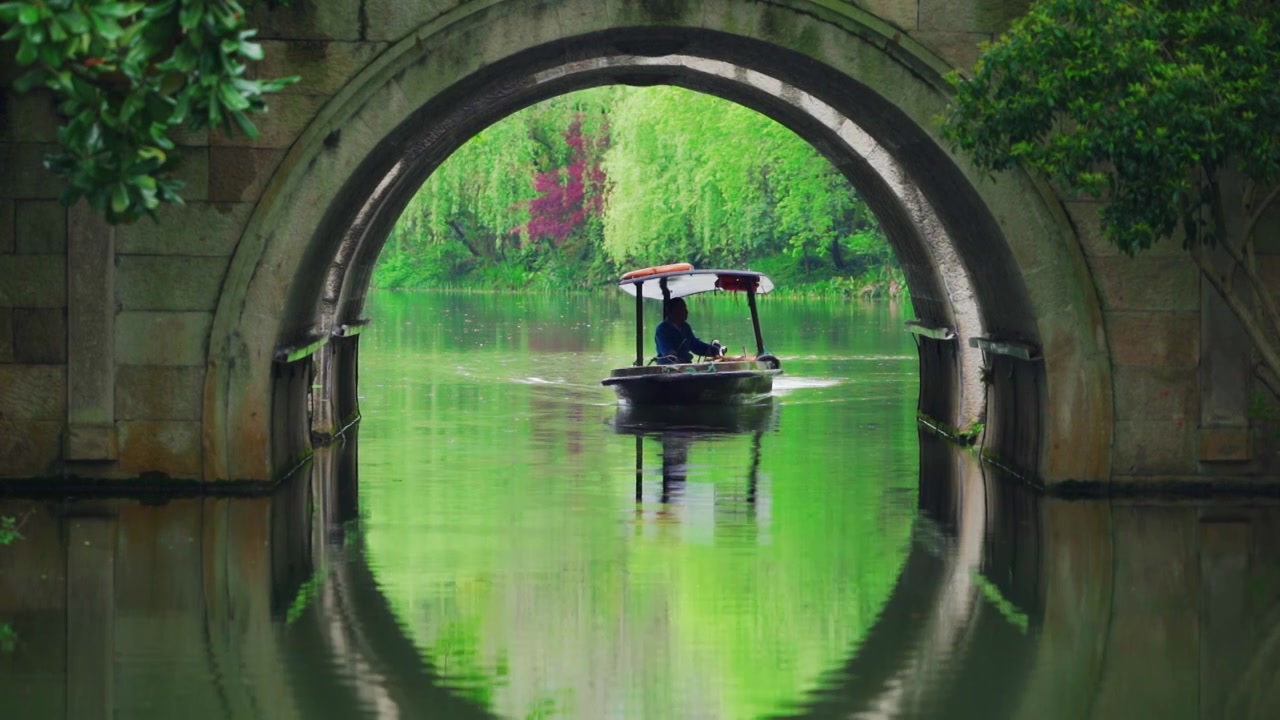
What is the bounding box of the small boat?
[601,264,783,405]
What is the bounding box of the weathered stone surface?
[14,200,66,255]
[611,0,703,26]
[1113,366,1197,422]
[1107,312,1199,368]
[362,0,454,41]
[118,420,202,477]
[244,0,363,41]
[65,423,118,462]
[1199,254,1254,430]
[0,255,66,307]
[1113,418,1198,476]
[1199,427,1253,463]
[1090,255,1199,311]
[115,312,212,366]
[919,0,1028,33]
[1066,200,1184,257]
[858,0,920,30]
[115,203,252,256]
[0,90,58,143]
[0,420,62,477]
[252,40,390,96]
[0,143,64,199]
[116,366,205,421]
[116,256,229,312]
[910,31,988,70]
[0,199,13,253]
[170,125,209,147]
[0,307,11,362]
[208,93,329,150]
[209,149,286,204]
[12,308,66,364]
[169,147,210,202]
[0,364,65,420]
[67,201,115,429]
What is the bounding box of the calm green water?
[7,291,1280,719]
[357,290,920,719]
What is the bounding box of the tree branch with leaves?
[941,0,1280,401]
[1,0,297,223]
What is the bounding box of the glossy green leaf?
[15,37,37,64]
[111,184,130,214]
[58,10,90,33]
[96,2,146,19]
[179,1,203,31]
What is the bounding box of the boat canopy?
[618,268,775,300]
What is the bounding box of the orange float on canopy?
[619,262,694,281]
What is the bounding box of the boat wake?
[772,377,842,395]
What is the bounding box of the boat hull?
[601,360,781,405]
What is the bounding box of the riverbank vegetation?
[373,86,904,300]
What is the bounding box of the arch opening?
[206,8,1110,487]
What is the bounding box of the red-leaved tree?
[522,115,609,253]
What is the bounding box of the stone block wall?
[0,193,67,477]
[1071,195,1280,483]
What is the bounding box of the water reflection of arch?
[783,433,1045,719]
[281,535,494,718]
[16,436,1280,717]
[296,425,1058,719]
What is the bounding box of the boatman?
[655,297,725,364]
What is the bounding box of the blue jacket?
[655,320,715,364]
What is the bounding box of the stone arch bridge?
[0,0,1275,488]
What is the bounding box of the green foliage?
[971,571,1029,632]
[0,513,23,654]
[1251,391,1280,441]
[1,0,298,223]
[285,567,326,625]
[941,0,1280,255]
[602,87,882,272]
[376,86,899,296]
[0,515,20,545]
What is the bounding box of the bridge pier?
[64,204,117,468]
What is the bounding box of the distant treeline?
[374,86,904,299]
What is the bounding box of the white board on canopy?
[617,269,774,300]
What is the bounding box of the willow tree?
[602,87,881,272]
[942,0,1280,399]
[380,88,616,287]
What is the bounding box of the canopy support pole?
[634,281,645,366]
[747,288,765,355]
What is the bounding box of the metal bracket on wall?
[274,336,329,363]
[904,320,957,341]
[968,336,1041,362]
[333,318,372,339]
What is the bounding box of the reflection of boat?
[601,265,783,405]
[610,398,780,436]
[612,399,779,507]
